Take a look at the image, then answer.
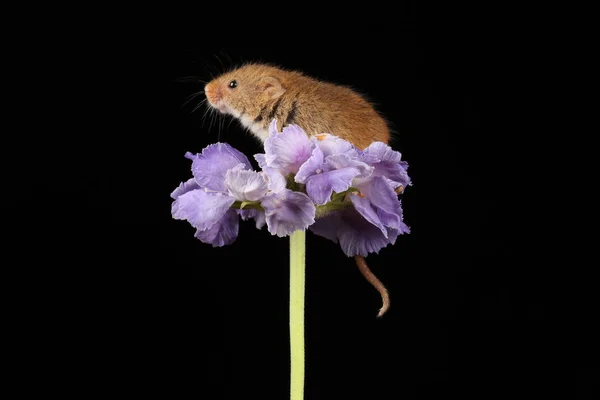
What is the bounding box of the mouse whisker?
[218,114,223,141]
[191,98,206,114]
[213,53,225,74]
[208,108,217,133]
[181,91,205,109]
[220,50,233,72]
[200,103,211,124]
[203,62,218,80]
[219,113,226,140]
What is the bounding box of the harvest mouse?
[203,63,392,150]
[204,63,399,317]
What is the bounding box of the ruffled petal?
[306,167,361,205]
[349,193,387,237]
[362,142,401,164]
[254,153,267,169]
[312,134,359,158]
[171,189,235,231]
[194,209,239,247]
[187,143,252,191]
[238,209,266,230]
[264,123,313,175]
[361,142,411,187]
[309,212,341,244]
[170,178,200,200]
[338,220,399,257]
[295,146,324,184]
[224,168,268,201]
[262,167,287,193]
[361,176,404,229]
[311,208,404,257]
[324,153,373,179]
[261,189,316,237]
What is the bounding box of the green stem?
[289,230,305,400]
[231,200,264,210]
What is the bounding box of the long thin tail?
[354,255,390,318]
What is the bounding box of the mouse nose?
[204,83,222,104]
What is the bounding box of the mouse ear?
[260,76,286,99]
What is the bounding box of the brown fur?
[204,63,390,150]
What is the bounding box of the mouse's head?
[204,64,287,119]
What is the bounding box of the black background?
[81,9,597,400]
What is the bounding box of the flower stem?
[289,230,305,400]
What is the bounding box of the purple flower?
[263,120,313,176]
[350,176,406,236]
[310,204,409,257]
[358,141,411,190]
[187,143,252,191]
[265,126,411,256]
[171,121,411,252]
[171,188,235,231]
[194,209,239,247]
[256,150,316,237]
[171,142,268,247]
[252,122,317,236]
[295,135,373,205]
[261,190,316,237]
[224,168,268,201]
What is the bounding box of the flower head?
[171,120,410,256]
[171,143,267,247]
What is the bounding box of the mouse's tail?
[354,255,390,318]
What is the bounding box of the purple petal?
[262,167,287,193]
[254,153,267,169]
[256,153,286,192]
[311,208,404,257]
[295,146,324,184]
[350,193,387,237]
[362,142,402,164]
[171,189,235,231]
[268,119,279,136]
[338,220,400,257]
[382,176,404,191]
[225,168,268,201]
[377,163,411,188]
[361,142,411,187]
[238,209,266,229]
[361,176,404,229]
[324,153,373,178]
[397,218,411,235]
[170,178,200,200]
[309,212,341,244]
[306,168,361,205]
[194,209,239,247]
[188,143,252,191]
[253,210,266,229]
[261,189,316,237]
[312,134,358,158]
[264,123,313,175]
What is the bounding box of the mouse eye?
[229,80,238,89]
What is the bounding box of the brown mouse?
[203,63,392,150]
[203,63,397,317]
